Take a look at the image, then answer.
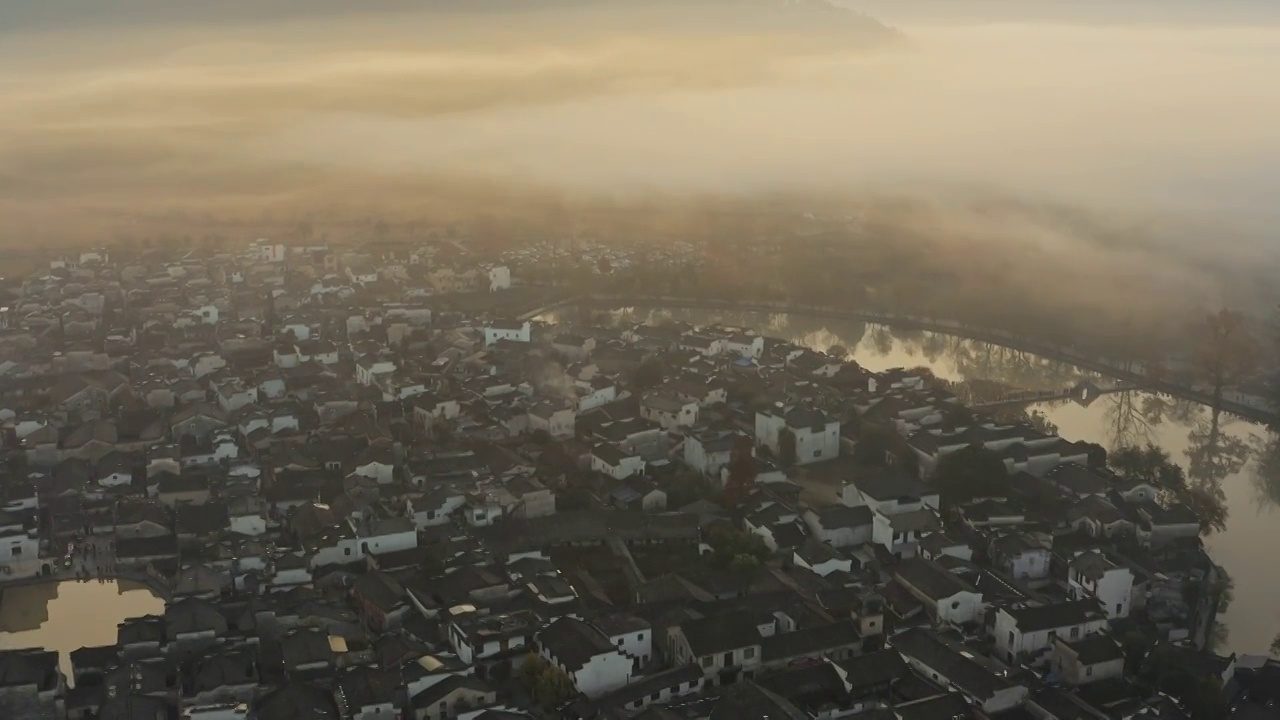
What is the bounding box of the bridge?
[517,291,1279,426]
[967,382,1136,411]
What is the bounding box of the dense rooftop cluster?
[0,239,1263,720]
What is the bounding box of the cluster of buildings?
[0,241,1244,720]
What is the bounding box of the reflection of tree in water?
[869,326,895,357]
[1185,408,1252,486]
[1103,392,1162,452]
[1177,407,1250,536]
[1251,432,1280,510]
[614,308,871,358]
[920,333,948,364]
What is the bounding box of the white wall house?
[723,334,764,359]
[407,493,466,529]
[214,381,258,413]
[254,241,286,263]
[755,406,840,466]
[197,305,220,325]
[871,508,938,558]
[684,430,739,480]
[595,616,652,669]
[1068,552,1134,620]
[538,618,633,698]
[991,536,1052,581]
[0,526,39,562]
[640,394,699,431]
[309,519,418,569]
[993,602,1109,667]
[894,558,984,625]
[356,358,397,386]
[488,265,511,292]
[575,383,616,413]
[841,474,940,516]
[802,506,872,549]
[591,445,645,480]
[483,320,531,346]
[528,403,576,439]
[1051,635,1126,686]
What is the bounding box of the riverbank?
[537,293,1279,426]
[568,302,1280,655]
[0,534,171,604]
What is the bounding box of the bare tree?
[1195,309,1259,406]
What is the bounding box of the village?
[0,238,1273,720]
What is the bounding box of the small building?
[893,557,984,626]
[538,617,634,698]
[483,320,531,346]
[1067,550,1134,620]
[1051,633,1125,686]
[992,601,1109,667]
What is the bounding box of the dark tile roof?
[894,557,977,601]
[254,681,339,720]
[708,681,808,720]
[679,610,762,656]
[1059,633,1124,666]
[815,504,873,529]
[837,649,909,691]
[539,617,616,672]
[408,675,494,710]
[0,649,60,691]
[760,620,863,663]
[891,628,1017,703]
[1001,600,1106,633]
[894,692,973,720]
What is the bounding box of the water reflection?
[0,580,165,682]
[553,307,1280,654]
[1251,434,1280,509]
[0,582,57,633]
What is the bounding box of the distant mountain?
[0,0,895,37]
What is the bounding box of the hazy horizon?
[2,0,1278,313]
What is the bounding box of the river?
[0,580,165,684]
[549,306,1280,656]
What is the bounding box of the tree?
[706,524,769,568]
[1137,644,1229,720]
[931,446,1011,506]
[827,344,848,358]
[518,653,543,687]
[534,665,576,707]
[1271,632,1280,657]
[1081,442,1108,469]
[1111,444,1227,535]
[777,428,797,467]
[1195,308,1259,406]
[728,553,762,588]
[520,655,576,708]
[1110,444,1187,494]
[1024,409,1058,437]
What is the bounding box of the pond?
[550,306,1280,655]
[0,580,166,684]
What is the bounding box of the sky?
[0,0,1277,310]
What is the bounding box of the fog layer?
[1,3,1277,311]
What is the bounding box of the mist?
[2,0,1278,314]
